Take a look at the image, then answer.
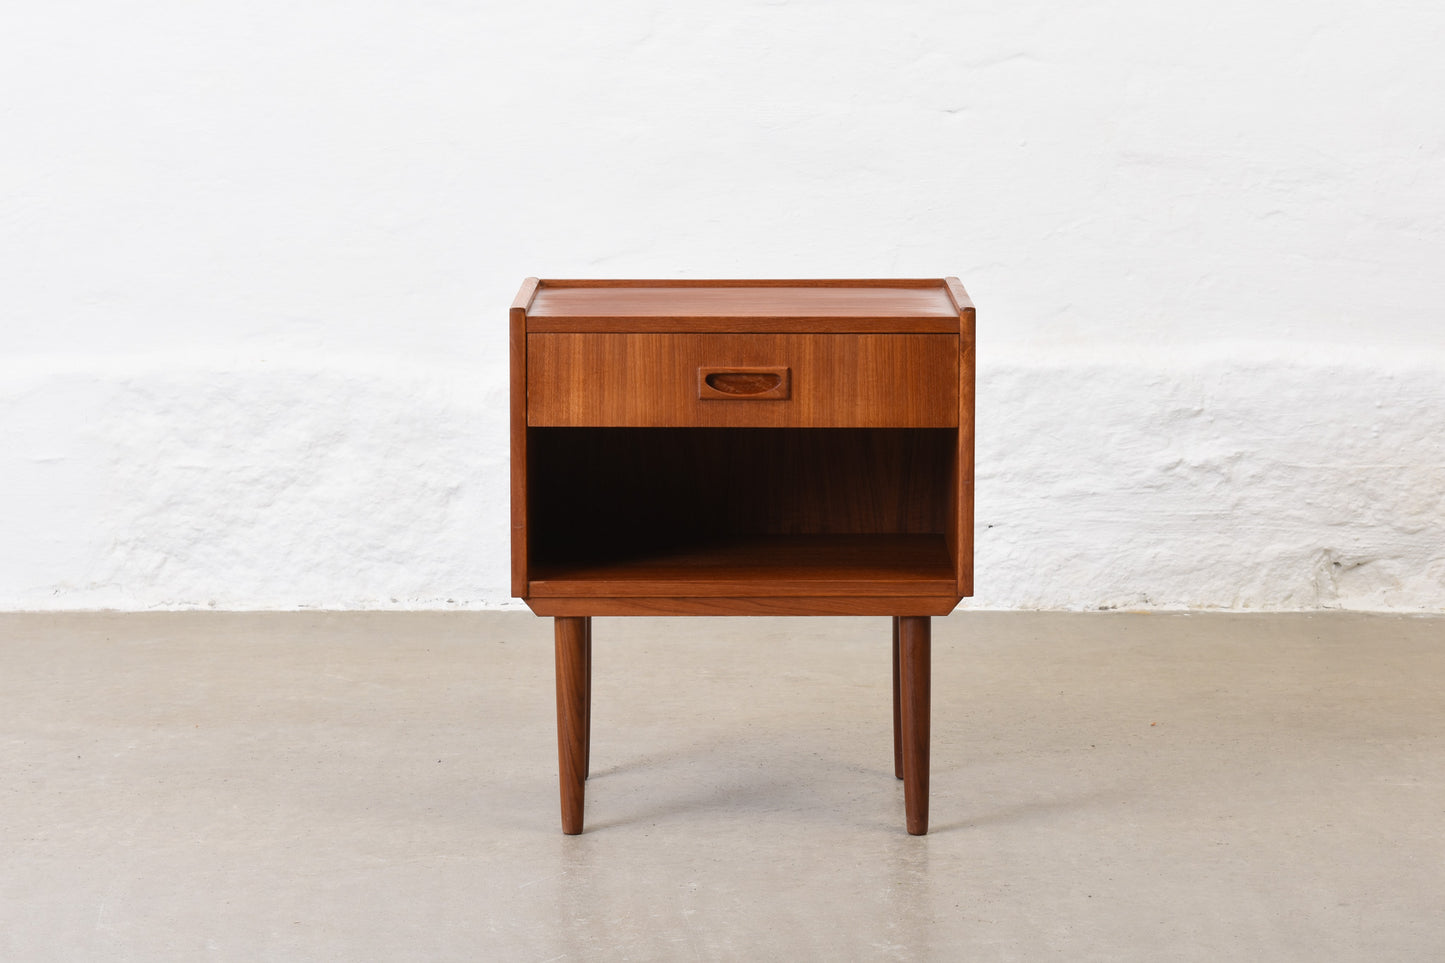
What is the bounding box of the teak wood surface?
[527,427,952,546]
[510,278,974,836]
[526,279,961,333]
[529,533,956,598]
[528,333,957,428]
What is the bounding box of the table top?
[515,278,973,333]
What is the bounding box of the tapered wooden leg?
[555,616,589,834]
[892,617,903,780]
[898,615,931,835]
[583,617,592,780]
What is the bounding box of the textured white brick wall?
[3,1,1443,611]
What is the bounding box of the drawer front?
[528,333,957,427]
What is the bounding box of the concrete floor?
[1,612,1442,961]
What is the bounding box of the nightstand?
[510,278,976,835]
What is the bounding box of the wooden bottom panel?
[526,596,962,617]
[529,533,955,598]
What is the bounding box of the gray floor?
[2,611,1442,961]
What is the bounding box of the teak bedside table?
[510,278,975,835]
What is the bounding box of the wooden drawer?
[527,333,958,427]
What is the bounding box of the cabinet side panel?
[956,305,976,596]
[510,278,539,599]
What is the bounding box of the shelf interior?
[529,533,954,597]
[526,428,958,597]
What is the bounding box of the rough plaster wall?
[3,1,1444,610]
[4,349,1442,611]
[0,357,508,610]
[982,347,1445,611]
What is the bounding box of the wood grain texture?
[527,595,961,617]
[554,615,588,834]
[515,279,972,834]
[527,280,960,333]
[524,427,961,615]
[892,617,903,780]
[957,299,976,596]
[527,428,953,557]
[510,277,539,599]
[697,366,790,400]
[946,276,976,597]
[529,534,955,598]
[534,278,958,290]
[582,618,592,780]
[898,615,931,835]
[528,333,957,427]
[511,276,543,312]
[942,276,975,316]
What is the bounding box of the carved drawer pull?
[697,366,791,400]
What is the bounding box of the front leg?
[897,615,931,835]
[554,616,590,834]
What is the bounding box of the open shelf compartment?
[524,428,961,605]
[530,533,955,597]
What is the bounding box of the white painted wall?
[3,1,1442,611]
